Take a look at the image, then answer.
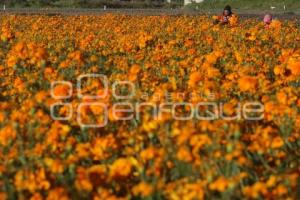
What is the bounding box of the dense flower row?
[0,14,299,199]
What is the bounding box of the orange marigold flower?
[273,65,284,75]
[110,158,132,179]
[273,184,288,196]
[129,64,141,81]
[276,91,287,104]
[209,176,229,192]
[229,15,239,26]
[0,125,16,146]
[266,175,277,188]
[47,187,69,200]
[0,192,6,200]
[176,147,193,162]
[271,137,284,149]
[243,182,268,198]
[0,112,5,123]
[44,158,64,174]
[75,167,93,192]
[270,20,282,29]
[238,76,258,92]
[140,146,156,162]
[35,91,48,103]
[33,192,46,200]
[130,64,141,74]
[14,77,25,91]
[52,84,71,98]
[88,165,107,187]
[132,182,153,198]
[287,57,300,76]
[188,71,202,88]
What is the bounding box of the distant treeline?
[0,0,184,8]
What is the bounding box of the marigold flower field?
[0,14,300,199]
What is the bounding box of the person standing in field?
[263,14,273,29]
[213,5,237,25]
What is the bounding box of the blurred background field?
[0,0,299,12]
[187,0,300,11]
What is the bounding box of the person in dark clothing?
[213,5,235,25]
